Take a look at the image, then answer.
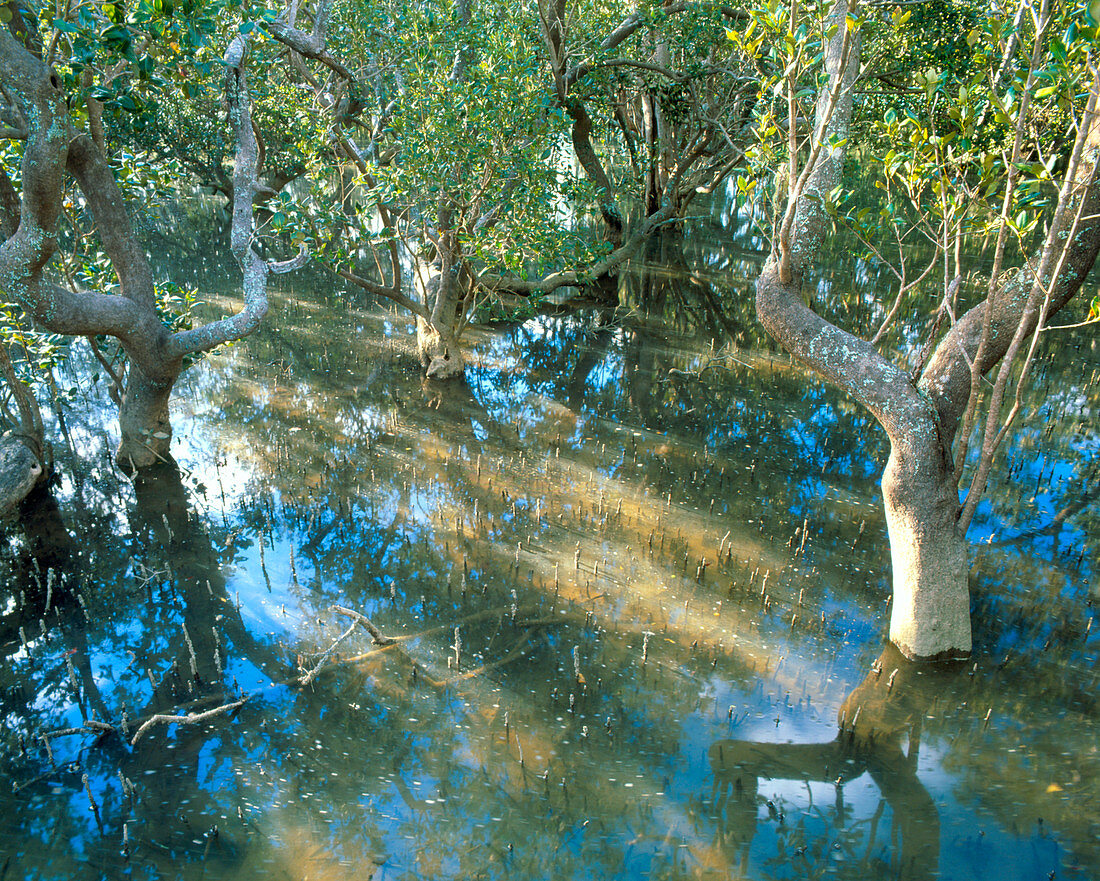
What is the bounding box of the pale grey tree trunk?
[416,261,468,380]
[753,1,953,657]
[416,315,466,380]
[750,0,974,657]
[881,450,971,659]
[0,15,309,474]
[754,1,1100,660]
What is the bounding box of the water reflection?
[709,644,950,880]
[0,221,1096,879]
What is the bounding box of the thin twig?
[298,620,358,685]
[1043,316,1100,331]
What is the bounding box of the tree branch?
[264,0,353,83]
[919,82,1100,453]
[334,265,428,319]
[168,33,308,357]
[563,2,690,90]
[129,696,248,746]
[478,199,675,296]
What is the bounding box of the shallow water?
[0,235,1097,880]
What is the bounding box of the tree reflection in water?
[0,218,1095,879]
[709,644,952,880]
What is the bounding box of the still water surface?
[0,231,1097,880]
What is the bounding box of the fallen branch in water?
[299,603,556,690]
[13,759,82,793]
[129,696,249,746]
[299,620,359,686]
[42,720,117,742]
[375,604,542,644]
[334,604,542,662]
[329,603,445,688]
[332,605,395,645]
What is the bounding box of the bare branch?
[870,253,941,345]
[264,0,353,82]
[298,620,358,685]
[169,34,309,357]
[333,604,396,645]
[563,2,691,89]
[957,74,1100,532]
[129,696,249,746]
[479,200,676,296]
[86,335,126,406]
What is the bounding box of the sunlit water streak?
[0,236,1096,880]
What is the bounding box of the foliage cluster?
[1,0,1097,449]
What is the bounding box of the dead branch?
[332,604,396,645]
[298,619,358,685]
[129,696,248,746]
[41,720,117,742]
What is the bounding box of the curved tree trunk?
[756,260,974,659]
[752,1,974,658]
[754,1,1100,660]
[1,12,311,478]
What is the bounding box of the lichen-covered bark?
[753,0,973,659]
[0,343,47,511]
[757,261,973,658]
[416,315,466,380]
[1,15,308,471]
